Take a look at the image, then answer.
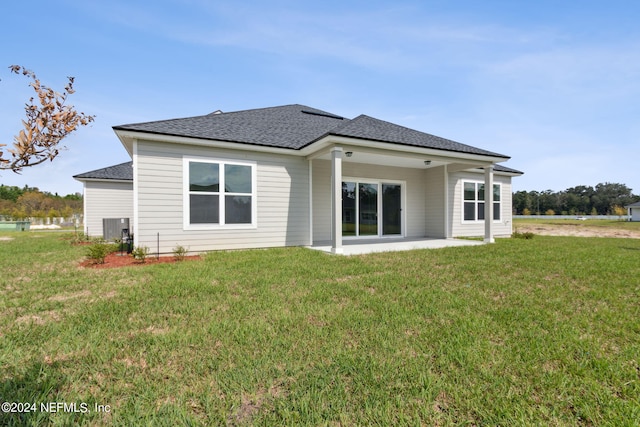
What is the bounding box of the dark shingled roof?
[328,114,506,157]
[73,161,133,181]
[113,104,347,150]
[113,104,510,158]
[493,164,523,175]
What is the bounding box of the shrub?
[71,231,87,244]
[86,241,118,264]
[172,244,189,261]
[131,246,150,263]
[512,230,535,240]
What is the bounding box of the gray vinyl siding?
[135,140,310,254]
[424,166,446,238]
[311,160,331,242]
[311,160,427,242]
[449,171,513,237]
[83,181,133,237]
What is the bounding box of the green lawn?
[1,232,639,425]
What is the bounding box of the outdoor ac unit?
[102,218,130,241]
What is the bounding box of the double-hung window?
[463,182,501,222]
[184,158,256,229]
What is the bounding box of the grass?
[1,232,639,425]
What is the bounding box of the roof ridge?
[206,103,307,116]
[114,104,338,130]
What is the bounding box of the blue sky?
[1,0,639,195]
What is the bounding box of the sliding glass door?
[342,182,357,236]
[358,183,378,236]
[382,184,401,235]
[342,180,402,237]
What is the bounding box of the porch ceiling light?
[345,151,353,157]
[424,160,431,166]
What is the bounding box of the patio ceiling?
[309,144,492,171]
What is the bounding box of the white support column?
[308,159,314,245]
[132,139,139,247]
[443,164,450,238]
[331,147,343,254]
[484,165,494,243]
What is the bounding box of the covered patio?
[309,143,501,255]
[308,237,484,256]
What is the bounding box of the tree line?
[2,181,639,221]
[513,182,640,216]
[0,184,82,220]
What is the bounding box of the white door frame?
[342,176,406,239]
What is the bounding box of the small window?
[190,163,219,192]
[462,182,501,222]
[464,182,475,201]
[184,158,256,228]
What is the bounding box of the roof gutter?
[72,177,133,183]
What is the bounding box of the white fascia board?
[73,178,133,184]
[458,168,522,177]
[495,172,524,177]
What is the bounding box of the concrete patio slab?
[308,237,484,255]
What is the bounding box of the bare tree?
[1,65,95,173]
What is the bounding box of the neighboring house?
[626,201,640,222]
[74,104,523,254]
[73,162,133,237]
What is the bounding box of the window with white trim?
[463,182,501,222]
[184,158,256,228]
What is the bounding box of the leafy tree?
[0,185,82,220]
[592,182,636,214]
[566,185,595,214]
[1,65,95,173]
[16,191,49,216]
[612,205,627,219]
[513,183,640,216]
[0,184,24,202]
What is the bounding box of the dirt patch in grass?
[0,237,14,241]
[48,290,93,302]
[16,310,62,325]
[80,252,202,269]
[515,223,640,238]
[227,385,287,426]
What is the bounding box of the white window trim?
[461,180,502,223]
[183,156,257,230]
